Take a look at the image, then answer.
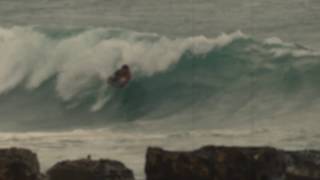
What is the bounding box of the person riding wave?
[108,65,131,88]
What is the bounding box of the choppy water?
[0,0,319,179]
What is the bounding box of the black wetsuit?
[109,68,131,88]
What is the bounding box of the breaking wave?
[0,26,319,131]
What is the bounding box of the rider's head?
[122,64,129,70]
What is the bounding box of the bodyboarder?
[108,65,131,88]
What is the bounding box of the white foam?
[270,47,320,58]
[265,37,320,58]
[264,37,294,47]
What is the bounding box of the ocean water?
[0,0,319,179]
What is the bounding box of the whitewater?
[0,0,320,179]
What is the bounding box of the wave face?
[0,26,319,131]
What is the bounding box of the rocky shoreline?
[0,146,319,180]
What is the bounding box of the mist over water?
[0,0,319,179]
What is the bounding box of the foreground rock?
[0,148,41,180]
[146,146,320,180]
[47,158,134,180]
[286,150,320,180]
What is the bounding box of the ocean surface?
[0,0,320,179]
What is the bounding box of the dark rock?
[0,147,41,180]
[286,150,320,180]
[47,158,134,180]
[146,146,320,180]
